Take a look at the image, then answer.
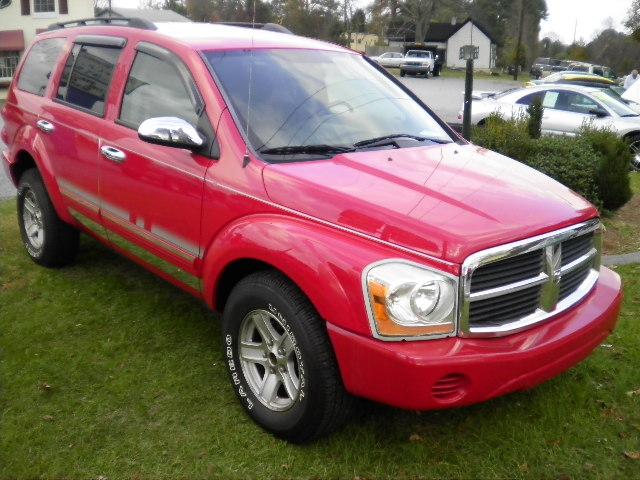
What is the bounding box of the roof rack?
[48,17,157,31]
[215,22,293,34]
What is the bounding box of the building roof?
[97,7,191,23]
[425,19,499,45]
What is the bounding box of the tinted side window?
[119,52,199,129]
[56,44,122,116]
[516,91,545,106]
[17,38,66,96]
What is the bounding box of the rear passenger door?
[540,90,600,135]
[98,43,216,293]
[41,36,124,232]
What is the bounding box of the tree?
[400,0,436,43]
[625,0,640,41]
[351,8,366,32]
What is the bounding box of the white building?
[388,18,498,71]
[0,0,94,84]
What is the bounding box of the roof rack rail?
[48,17,157,31]
[215,22,292,35]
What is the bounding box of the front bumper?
[401,64,430,73]
[328,267,622,410]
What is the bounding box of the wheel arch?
[201,213,404,337]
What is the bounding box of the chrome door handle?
[100,145,126,163]
[36,119,54,134]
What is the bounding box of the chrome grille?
[460,220,602,337]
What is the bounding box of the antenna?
[243,0,257,167]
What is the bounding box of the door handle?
[36,119,54,134]
[100,145,126,164]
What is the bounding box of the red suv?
[1,19,623,443]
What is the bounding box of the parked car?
[1,19,623,443]
[526,71,617,88]
[400,50,435,78]
[462,84,640,170]
[530,57,567,79]
[369,51,404,68]
[567,62,609,77]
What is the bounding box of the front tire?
[400,69,406,77]
[627,134,640,171]
[222,270,353,443]
[17,169,79,267]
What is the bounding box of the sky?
[112,0,634,44]
[541,0,631,44]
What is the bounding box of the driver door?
[98,43,215,292]
[541,90,603,135]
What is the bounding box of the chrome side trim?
[107,227,201,291]
[101,209,197,262]
[69,208,108,239]
[151,224,200,257]
[70,208,200,291]
[204,178,457,269]
[459,219,602,338]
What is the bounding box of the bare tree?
[401,0,436,43]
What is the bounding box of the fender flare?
[201,213,404,337]
[8,125,73,223]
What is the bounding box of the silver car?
[370,52,404,68]
[461,84,640,170]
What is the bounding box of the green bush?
[526,97,543,139]
[471,115,534,160]
[471,118,633,212]
[526,136,602,209]
[579,127,632,211]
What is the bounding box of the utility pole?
[513,0,525,81]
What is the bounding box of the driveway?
[398,75,521,124]
[0,76,520,200]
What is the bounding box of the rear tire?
[17,169,79,267]
[221,270,353,443]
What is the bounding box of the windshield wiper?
[259,144,355,156]
[353,134,452,149]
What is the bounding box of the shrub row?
[471,116,633,211]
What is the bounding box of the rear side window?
[56,44,122,116]
[516,91,545,106]
[119,51,199,129]
[17,38,66,96]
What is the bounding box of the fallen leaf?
[624,451,640,460]
[626,388,640,397]
[42,415,54,422]
[39,383,52,392]
[409,433,423,443]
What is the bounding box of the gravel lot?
[0,76,519,200]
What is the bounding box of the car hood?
[262,143,597,265]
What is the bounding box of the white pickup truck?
[400,50,436,78]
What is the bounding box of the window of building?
[56,44,122,116]
[0,51,20,79]
[17,38,65,96]
[33,0,55,13]
[119,51,200,129]
[459,46,479,60]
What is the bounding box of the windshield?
[205,49,451,160]
[591,90,639,117]
[407,51,429,58]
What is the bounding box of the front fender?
[201,213,419,337]
[9,125,73,223]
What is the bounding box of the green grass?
[603,172,640,255]
[439,69,532,83]
[1,199,640,479]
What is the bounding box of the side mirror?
[588,108,609,118]
[138,117,205,150]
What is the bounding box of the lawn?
[603,172,640,255]
[1,199,639,479]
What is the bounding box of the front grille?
[460,221,601,337]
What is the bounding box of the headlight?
[364,261,457,340]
